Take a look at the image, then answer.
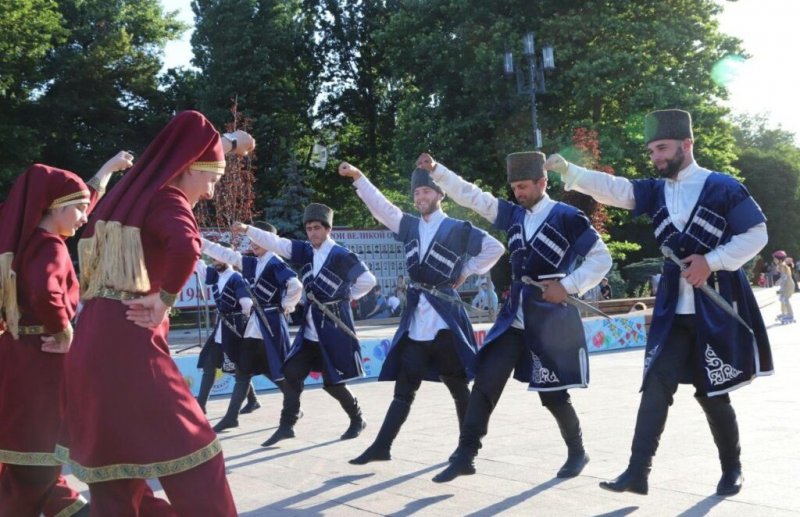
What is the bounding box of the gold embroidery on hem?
[54,496,88,517]
[0,448,61,466]
[54,439,222,483]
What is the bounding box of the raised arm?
[416,153,499,224]
[86,150,135,207]
[201,238,244,270]
[545,154,636,210]
[339,162,403,234]
[231,222,293,259]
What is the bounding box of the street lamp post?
[504,32,555,149]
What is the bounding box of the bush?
[621,257,664,297]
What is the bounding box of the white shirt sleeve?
[354,176,403,234]
[282,277,303,312]
[563,164,636,210]
[460,232,505,278]
[246,226,293,259]
[201,238,244,270]
[560,238,613,296]
[704,222,768,272]
[430,164,499,223]
[239,297,253,316]
[350,271,377,301]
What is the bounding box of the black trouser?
[197,344,224,410]
[629,315,739,471]
[460,328,569,453]
[280,339,358,427]
[394,330,469,405]
[369,331,470,447]
[199,341,259,416]
[238,337,275,379]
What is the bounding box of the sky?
[159,0,800,143]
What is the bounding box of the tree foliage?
[35,0,185,175]
[3,0,798,283]
[191,0,319,222]
[0,0,65,192]
[736,149,800,260]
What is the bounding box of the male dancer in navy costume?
[232,204,376,445]
[419,151,612,483]
[546,109,772,496]
[193,246,256,431]
[201,225,303,433]
[338,162,504,465]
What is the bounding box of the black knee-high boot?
[432,389,494,483]
[240,381,261,414]
[600,376,671,495]
[440,374,470,429]
[261,379,301,447]
[697,395,743,496]
[546,402,590,478]
[324,384,366,439]
[349,398,412,464]
[440,374,471,462]
[196,369,215,414]
[213,375,250,432]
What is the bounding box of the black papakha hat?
[506,151,546,183]
[252,220,277,234]
[644,109,693,144]
[303,203,334,228]
[410,168,443,196]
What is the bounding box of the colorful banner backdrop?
[175,316,644,396]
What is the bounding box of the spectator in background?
[599,277,613,300]
[583,283,602,302]
[358,287,377,321]
[773,251,795,323]
[365,285,391,319]
[387,293,402,317]
[471,279,499,316]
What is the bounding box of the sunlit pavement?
[64,289,799,516]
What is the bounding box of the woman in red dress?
[0,154,132,517]
[57,111,253,516]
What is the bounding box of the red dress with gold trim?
[58,186,221,482]
[0,230,80,464]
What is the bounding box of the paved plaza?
[65,291,799,515]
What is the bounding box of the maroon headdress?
[0,164,90,338]
[79,110,225,299]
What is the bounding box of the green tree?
[736,149,800,259]
[191,0,319,233]
[373,0,742,264]
[731,113,797,151]
[0,0,65,192]
[264,157,314,238]
[33,0,185,176]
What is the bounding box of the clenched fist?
[416,153,437,172]
[544,154,569,176]
[338,162,363,181]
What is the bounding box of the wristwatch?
[223,132,237,151]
